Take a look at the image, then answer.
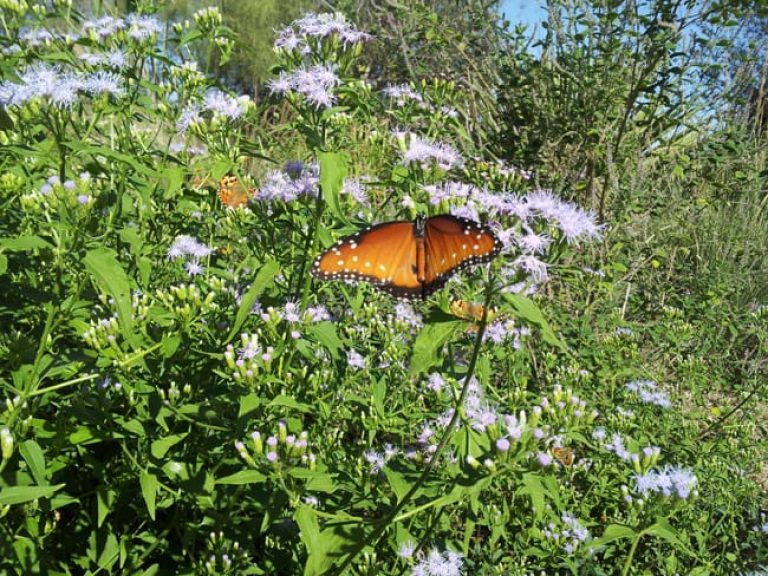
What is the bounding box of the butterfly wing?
[423,215,500,292]
[218,175,250,208]
[312,221,424,298]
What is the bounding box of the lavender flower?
[274,12,369,54]
[84,71,124,97]
[426,373,445,393]
[341,178,369,205]
[382,83,423,106]
[626,379,672,408]
[402,137,462,171]
[185,261,204,277]
[306,305,331,323]
[422,181,475,205]
[363,450,385,474]
[411,548,463,576]
[203,88,249,120]
[634,466,697,499]
[346,350,366,370]
[268,63,340,109]
[167,235,213,260]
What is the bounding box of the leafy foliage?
[0,1,766,576]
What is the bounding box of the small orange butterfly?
[217,175,252,208]
[449,300,497,323]
[553,446,575,467]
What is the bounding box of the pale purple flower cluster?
[426,373,445,393]
[79,48,128,69]
[82,14,162,42]
[382,84,424,106]
[346,349,366,370]
[461,377,499,433]
[19,28,63,47]
[167,235,213,260]
[543,513,591,554]
[341,178,369,205]
[305,305,331,323]
[258,163,319,202]
[754,513,768,534]
[382,84,458,118]
[363,445,397,474]
[422,181,476,205]
[167,235,212,277]
[274,12,369,54]
[626,379,672,409]
[410,548,463,576]
[634,466,698,499]
[483,320,528,348]
[0,62,124,108]
[402,136,463,171]
[177,89,250,132]
[268,63,340,109]
[394,302,423,329]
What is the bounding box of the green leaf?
[383,468,410,502]
[307,322,342,359]
[83,247,135,345]
[19,440,47,486]
[139,471,158,520]
[150,433,188,459]
[227,260,279,342]
[318,151,347,222]
[297,508,355,576]
[645,517,694,556]
[0,235,53,251]
[160,334,181,358]
[408,321,462,375]
[0,104,14,130]
[502,294,566,350]
[97,487,114,527]
[215,470,267,485]
[238,392,263,417]
[0,484,65,505]
[68,143,161,178]
[268,395,312,412]
[0,254,6,275]
[162,166,185,200]
[588,524,637,548]
[518,473,548,519]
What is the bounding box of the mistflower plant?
[1,4,759,576]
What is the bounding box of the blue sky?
[500,1,547,28]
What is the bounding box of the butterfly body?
[311,214,500,299]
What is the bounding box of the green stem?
[330,280,497,575]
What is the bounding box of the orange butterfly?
[553,446,575,467]
[312,215,500,300]
[217,175,252,208]
[449,299,497,323]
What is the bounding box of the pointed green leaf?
[318,152,347,221]
[216,470,267,485]
[139,471,158,519]
[0,235,53,251]
[503,293,566,350]
[409,321,462,375]
[645,517,694,556]
[587,524,638,549]
[0,484,65,505]
[150,433,188,459]
[83,247,135,344]
[227,260,279,341]
[307,321,342,359]
[19,440,47,486]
